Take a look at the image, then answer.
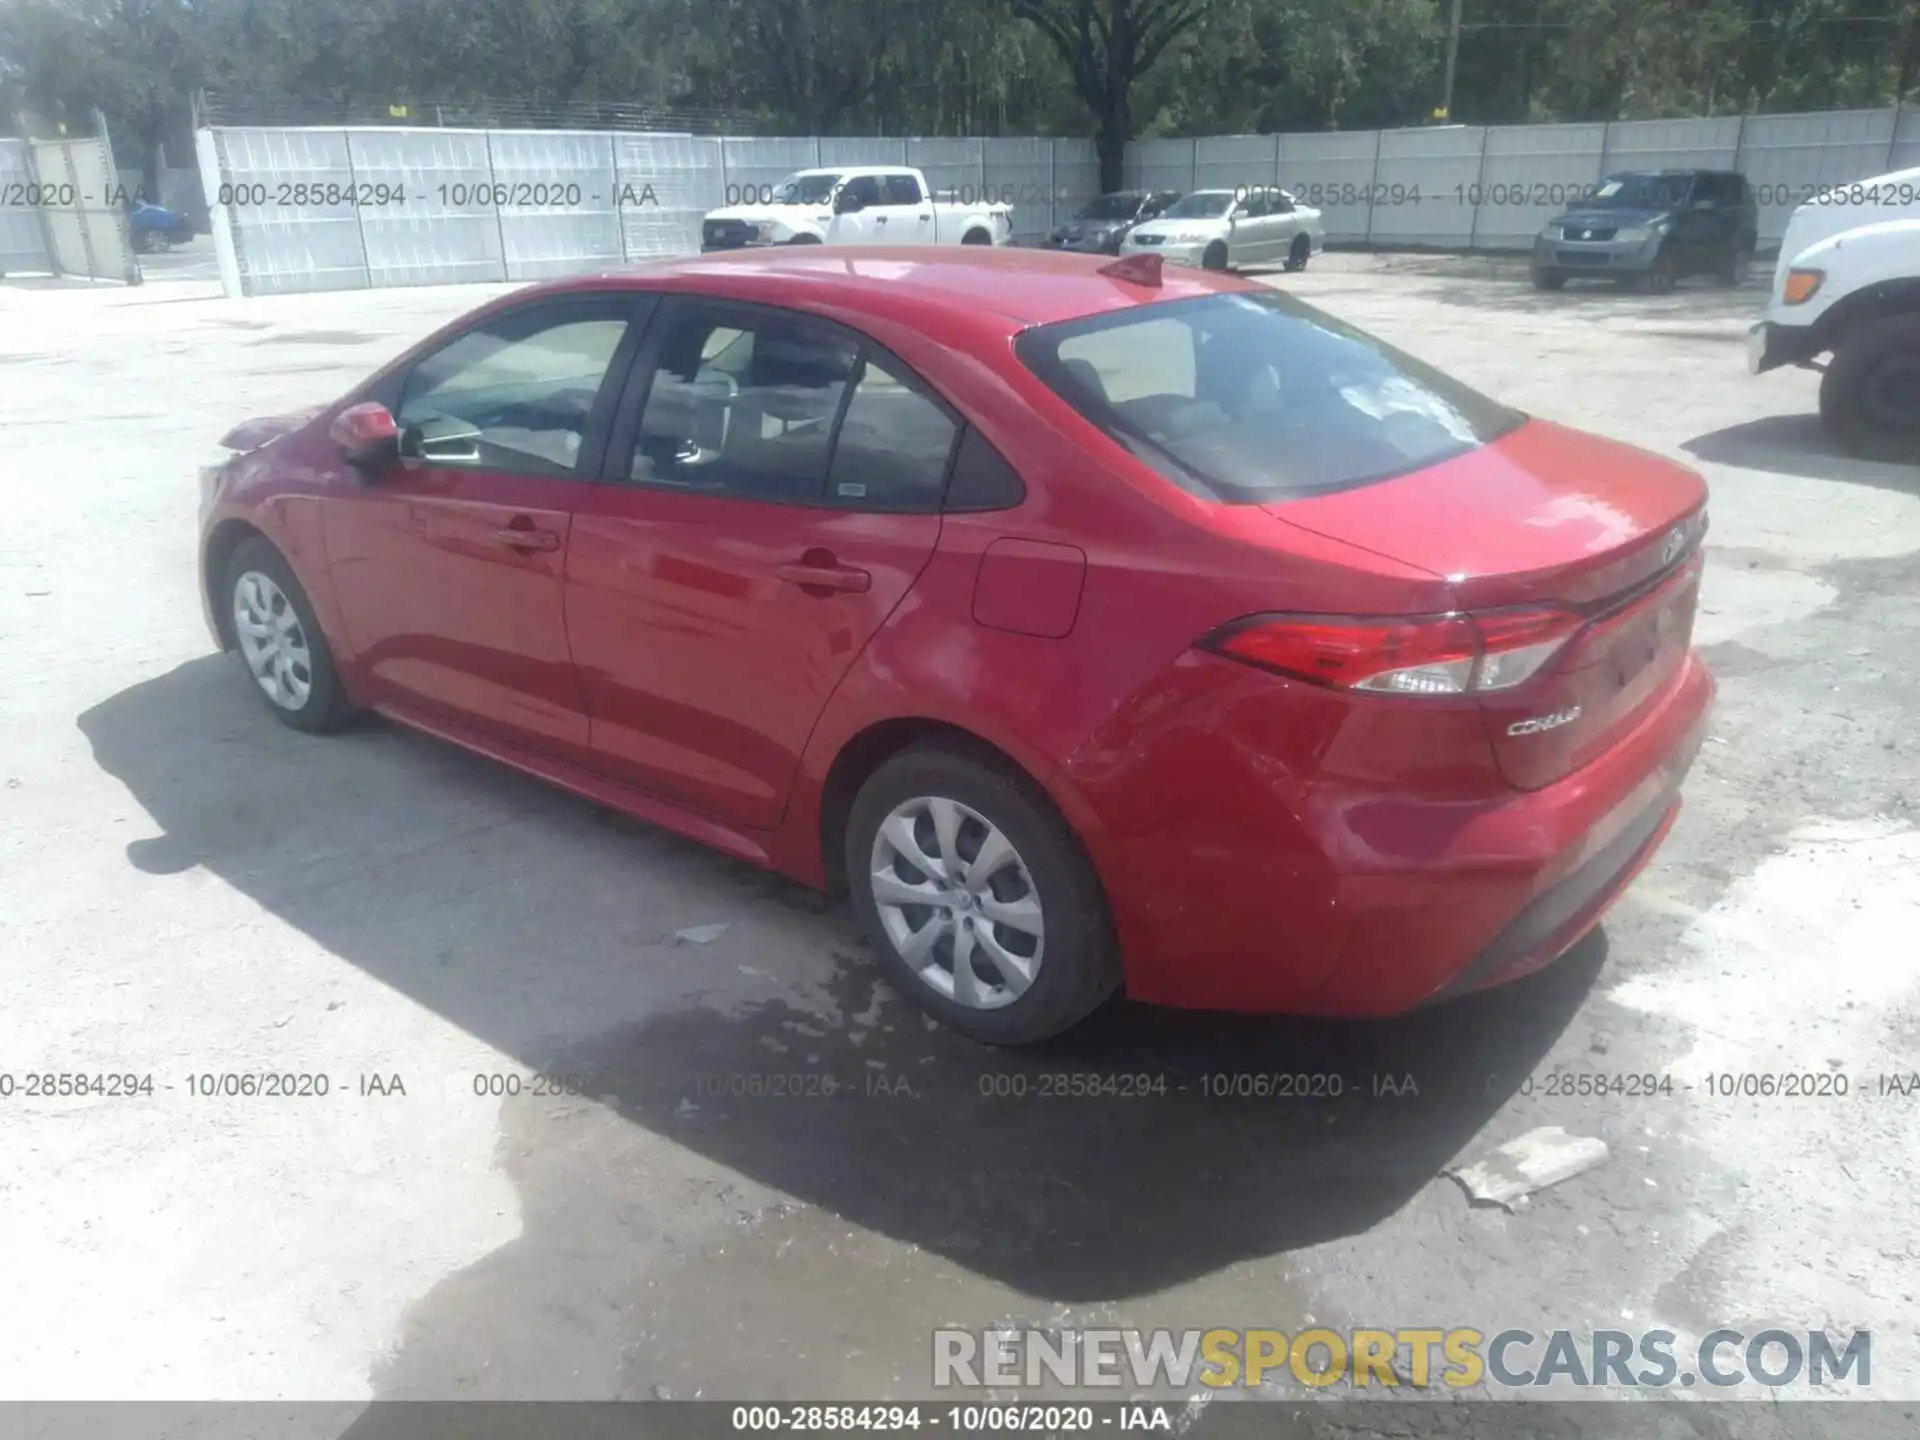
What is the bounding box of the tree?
[1010,0,1217,190]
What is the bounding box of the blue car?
[128,199,195,252]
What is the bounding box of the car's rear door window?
[1016,290,1525,502]
[629,304,860,502]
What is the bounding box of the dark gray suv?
[1531,170,1759,293]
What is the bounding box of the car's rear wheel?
[1640,251,1677,294]
[786,234,823,245]
[1531,265,1566,291]
[962,229,992,245]
[1283,235,1311,272]
[224,537,354,734]
[1819,313,1920,463]
[1718,243,1753,288]
[846,745,1119,1045]
[1202,241,1229,271]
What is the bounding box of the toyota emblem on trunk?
[1661,526,1686,566]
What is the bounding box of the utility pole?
[1438,0,1464,121]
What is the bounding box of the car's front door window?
[397,304,633,478]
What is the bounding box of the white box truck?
[1747,166,1920,462]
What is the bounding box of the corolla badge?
[1507,706,1582,737]
[1661,525,1687,566]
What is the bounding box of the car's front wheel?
[224,537,355,733]
[846,744,1119,1045]
[1531,265,1566,291]
[1202,241,1229,271]
[1718,243,1754,287]
[1819,313,1920,463]
[1640,251,1678,294]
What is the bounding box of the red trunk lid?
[1266,420,1708,789]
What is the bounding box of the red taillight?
[1203,606,1584,696]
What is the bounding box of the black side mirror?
[400,414,483,465]
[835,189,865,215]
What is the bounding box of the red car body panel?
[200,247,1715,1016]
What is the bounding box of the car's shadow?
[80,655,1602,1308]
[1684,413,1920,491]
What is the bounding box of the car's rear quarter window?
[1015,290,1526,502]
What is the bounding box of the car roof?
[539,245,1255,329]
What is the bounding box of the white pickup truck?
[1747,164,1920,461]
[700,166,1014,252]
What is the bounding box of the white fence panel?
[721,137,819,207]
[0,139,53,275]
[819,137,907,168]
[214,127,367,294]
[1601,117,1742,174]
[1472,123,1608,249]
[1278,131,1380,242]
[1195,135,1277,194]
[28,136,140,283]
[1050,138,1100,233]
[983,136,1057,244]
[1370,126,1485,245]
[906,138,984,205]
[1741,110,1902,245]
[1896,107,1920,171]
[619,134,721,261]
[1126,138,1193,196]
[347,129,503,290]
[188,107,1920,297]
[490,130,623,281]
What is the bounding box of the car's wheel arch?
[1814,278,1920,354]
[203,518,271,650]
[813,714,1108,906]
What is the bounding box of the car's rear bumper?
[1063,648,1715,1015]
[1748,319,1821,375]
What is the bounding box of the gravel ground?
[1,250,1916,1419]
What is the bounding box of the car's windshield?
[771,172,843,205]
[1161,193,1234,219]
[1077,194,1143,221]
[1589,173,1694,210]
[1016,291,1525,502]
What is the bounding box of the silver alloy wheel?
[232,569,313,711]
[869,795,1046,1010]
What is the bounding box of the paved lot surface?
[2,251,1917,1417]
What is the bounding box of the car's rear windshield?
[1078,194,1142,220]
[1014,291,1526,503]
[1161,194,1234,219]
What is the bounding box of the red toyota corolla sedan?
[197,246,1713,1045]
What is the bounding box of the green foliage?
[3,0,1916,172]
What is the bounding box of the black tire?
[1819,313,1920,464]
[1201,241,1229,272]
[845,744,1120,1046]
[786,234,823,245]
[223,537,356,734]
[961,229,992,245]
[1640,250,1677,294]
[1283,234,1311,272]
[1718,242,1753,288]
[1531,266,1566,291]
